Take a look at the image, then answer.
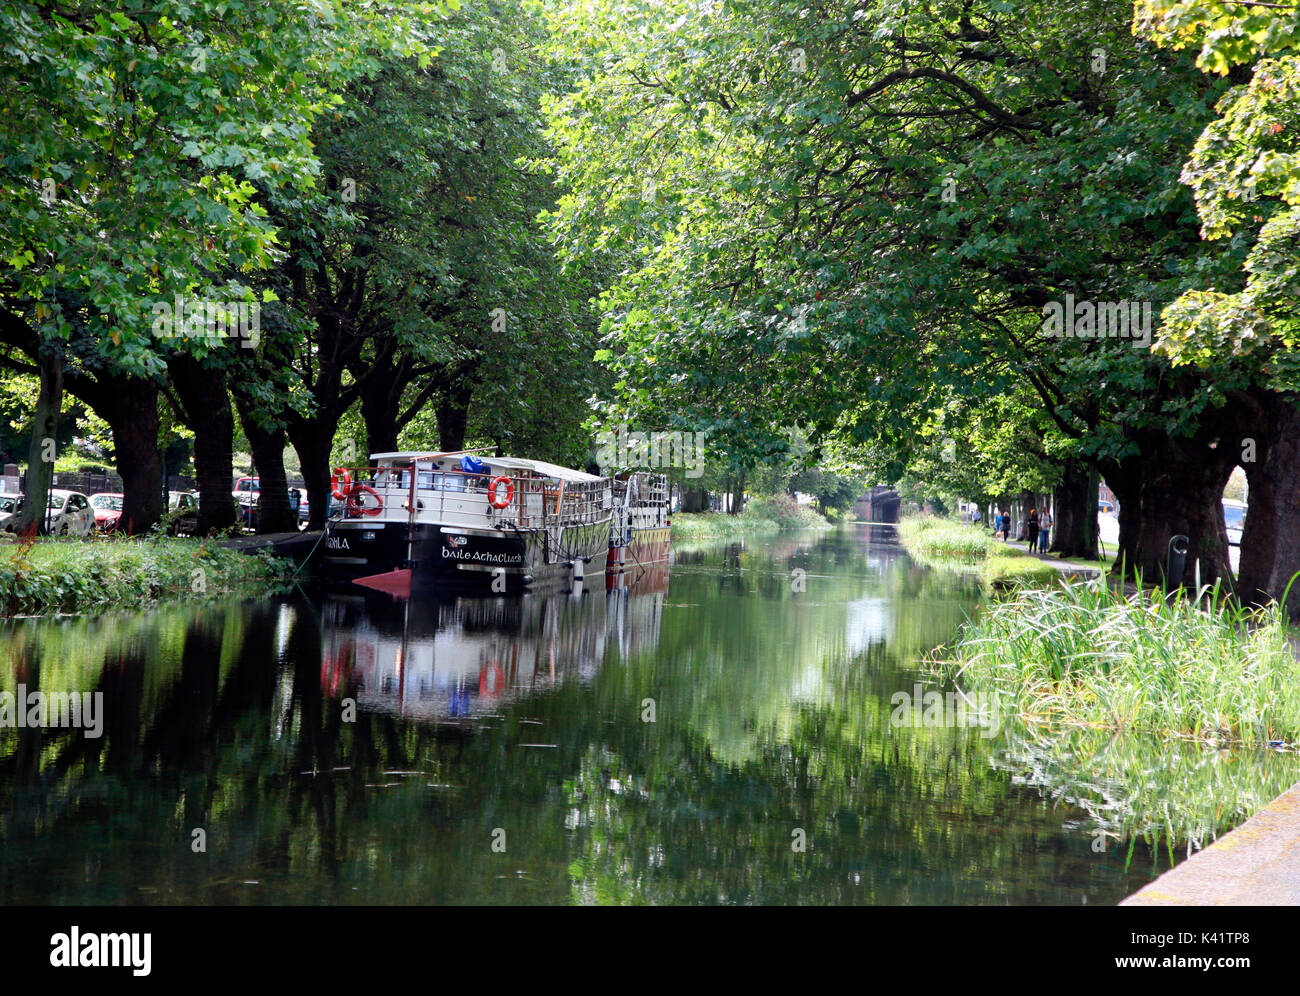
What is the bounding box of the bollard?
[1166,534,1189,590]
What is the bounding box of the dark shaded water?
[0,526,1195,904]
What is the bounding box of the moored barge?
[320,451,613,595]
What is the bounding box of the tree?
[539,0,1245,575]
[1135,0,1300,609]
[255,0,600,526]
[0,0,451,530]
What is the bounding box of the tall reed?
[946,579,1300,745]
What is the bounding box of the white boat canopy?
[484,457,605,484]
[367,452,604,484]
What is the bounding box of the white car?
[167,490,200,535]
[42,489,95,536]
[0,492,21,531]
[1223,499,1247,547]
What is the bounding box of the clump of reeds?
[946,579,1300,746]
[897,515,991,563]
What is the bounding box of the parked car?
[1098,499,1115,514]
[0,492,21,531]
[1223,498,1247,547]
[233,477,310,530]
[167,490,200,536]
[231,476,256,526]
[42,489,95,536]
[89,492,125,531]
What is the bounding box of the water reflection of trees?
[1,530,1287,903]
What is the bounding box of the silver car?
[0,492,21,531]
[167,490,200,535]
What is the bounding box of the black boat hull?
[320,519,610,593]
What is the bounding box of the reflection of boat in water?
[607,473,671,582]
[318,568,669,725]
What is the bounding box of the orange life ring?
[331,467,352,501]
[346,483,383,517]
[488,475,514,509]
[479,663,505,697]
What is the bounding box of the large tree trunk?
[238,407,295,534]
[730,472,746,515]
[1107,463,1138,578]
[168,355,237,534]
[14,348,63,535]
[110,378,164,535]
[288,417,335,532]
[361,390,400,457]
[1050,461,1098,560]
[1108,434,1235,589]
[681,487,709,513]
[435,377,474,452]
[1239,392,1300,614]
[1017,488,1035,540]
[358,362,402,458]
[59,366,163,534]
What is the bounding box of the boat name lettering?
[441,546,523,564]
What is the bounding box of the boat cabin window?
[421,471,465,492]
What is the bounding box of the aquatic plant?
[945,579,1300,746]
[897,515,990,563]
[992,722,1300,865]
[671,501,829,541]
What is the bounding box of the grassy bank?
[0,538,296,616]
[945,581,1300,746]
[897,515,1061,588]
[671,496,831,542]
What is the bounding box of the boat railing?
[612,473,670,530]
[331,465,612,531]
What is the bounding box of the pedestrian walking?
[1039,509,1052,552]
[1027,507,1040,552]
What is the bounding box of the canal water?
[2,525,1292,904]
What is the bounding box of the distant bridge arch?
[854,486,900,523]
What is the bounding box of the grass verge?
[672,496,831,542]
[0,537,297,616]
[944,580,1300,746]
[897,515,1062,588]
